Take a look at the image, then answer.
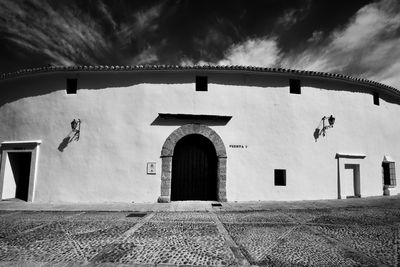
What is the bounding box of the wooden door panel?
[171,134,217,201]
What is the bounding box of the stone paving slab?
[0,222,81,263]
[224,223,296,264]
[217,211,294,224]
[0,211,83,238]
[0,211,18,216]
[70,211,144,221]
[278,209,333,223]
[1,211,82,222]
[309,207,400,226]
[91,222,235,266]
[0,212,140,264]
[0,262,162,267]
[260,225,362,266]
[152,212,214,223]
[0,219,45,238]
[310,224,397,266]
[224,222,396,266]
[69,221,137,262]
[218,206,400,266]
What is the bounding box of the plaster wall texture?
[0,71,399,203]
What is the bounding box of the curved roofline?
[1,64,398,95]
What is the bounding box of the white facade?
[0,66,399,203]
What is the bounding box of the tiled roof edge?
[1,64,398,95]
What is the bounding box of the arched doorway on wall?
[158,124,227,203]
[171,134,217,201]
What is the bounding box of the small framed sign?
[147,162,156,175]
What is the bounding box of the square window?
[66,79,77,94]
[373,92,380,106]
[196,76,208,91]
[274,169,286,186]
[290,79,301,94]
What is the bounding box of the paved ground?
[0,196,399,266]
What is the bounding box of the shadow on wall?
[1,70,400,107]
[57,137,70,152]
[313,128,322,142]
[0,71,289,107]
[58,130,80,152]
[301,76,400,105]
[151,114,232,126]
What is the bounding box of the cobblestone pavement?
[0,198,399,266]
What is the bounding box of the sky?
[0,0,399,88]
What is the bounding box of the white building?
[0,65,398,203]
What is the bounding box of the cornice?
[1,65,398,95]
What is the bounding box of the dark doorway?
[8,152,31,201]
[171,134,217,201]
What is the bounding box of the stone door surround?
[158,124,227,203]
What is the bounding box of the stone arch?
[158,124,227,203]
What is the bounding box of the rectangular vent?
[373,92,380,106]
[66,78,77,94]
[289,79,301,94]
[211,203,222,207]
[196,76,208,91]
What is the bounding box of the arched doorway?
[158,124,227,203]
[171,134,217,201]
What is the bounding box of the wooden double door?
[171,134,217,201]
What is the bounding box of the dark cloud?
[279,0,400,88]
[0,0,398,88]
[0,0,112,67]
[0,0,164,70]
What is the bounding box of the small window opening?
[66,79,77,94]
[382,162,396,187]
[274,169,286,186]
[290,79,301,94]
[196,76,208,91]
[373,92,380,106]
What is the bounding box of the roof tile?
[0,65,398,94]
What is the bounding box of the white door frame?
[335,153,366,199]
[0,140,41,202]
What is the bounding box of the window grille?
[383,162,396,187]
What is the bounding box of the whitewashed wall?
[0,71,399,203]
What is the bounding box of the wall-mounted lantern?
[314,115,336,141]
[321,115,335,136]
[70,119,81,141]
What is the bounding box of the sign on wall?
[147,162,156,175]
[229,145,248,148]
